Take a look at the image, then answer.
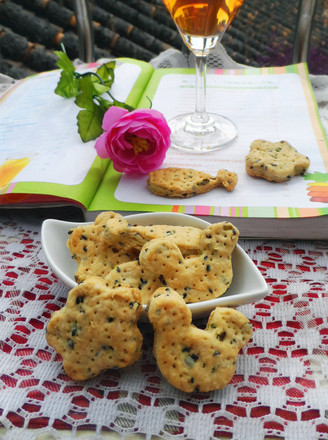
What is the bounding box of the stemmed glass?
[162,0,244,152]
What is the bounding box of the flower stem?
[74,71,104,84]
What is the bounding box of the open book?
[1,58,328,238]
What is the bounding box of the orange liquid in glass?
[0,157,31,188]
[163,0,244,36]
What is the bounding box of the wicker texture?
[0,0,327,79]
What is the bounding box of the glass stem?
[193,54,209,123]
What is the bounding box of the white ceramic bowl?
[41,212,268,320]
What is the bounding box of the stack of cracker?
[46,211,253,393]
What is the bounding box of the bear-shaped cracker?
[105,221,239,304]
[148,287,252,392]
[245,139,310,182]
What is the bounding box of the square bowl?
[41,212,268,320]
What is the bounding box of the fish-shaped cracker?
[147,167,238,198]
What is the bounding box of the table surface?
[1,54,328,439]
[0,207,327,440]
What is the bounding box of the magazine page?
[89,64,328,220]
[0,58,153,208]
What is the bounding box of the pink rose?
[94,106,171,174]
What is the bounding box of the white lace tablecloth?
[1,49,328,439]
[0,209,328,440]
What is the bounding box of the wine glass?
[162,0,244,152]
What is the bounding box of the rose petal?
[94,132,110,158]
[102,106,129,131]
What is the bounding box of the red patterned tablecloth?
[0,209,328,440]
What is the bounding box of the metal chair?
[73,0,95,63]
[73,0,319,65]
[292,0,318,64]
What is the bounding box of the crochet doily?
[0,209,328,440]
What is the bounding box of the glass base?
[168,112,237,153]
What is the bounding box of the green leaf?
[77,106,105,142]
[54,50,75,74]
[55,72,80,98]
[96,61,116,88]
[105,90,134,112]
[93,82,111,96]
[112,100,135,112]
[97,96,113,113]
[74,76,95,110]
[54,51,79,98]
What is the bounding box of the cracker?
[147,167,238,198]
[107,222,202,257]
[67,211,202,283]
[246,139,310,182]
[67,212,138,283]
[46,276,143,380]
[105,222,239,304]
[148,287,252,392]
